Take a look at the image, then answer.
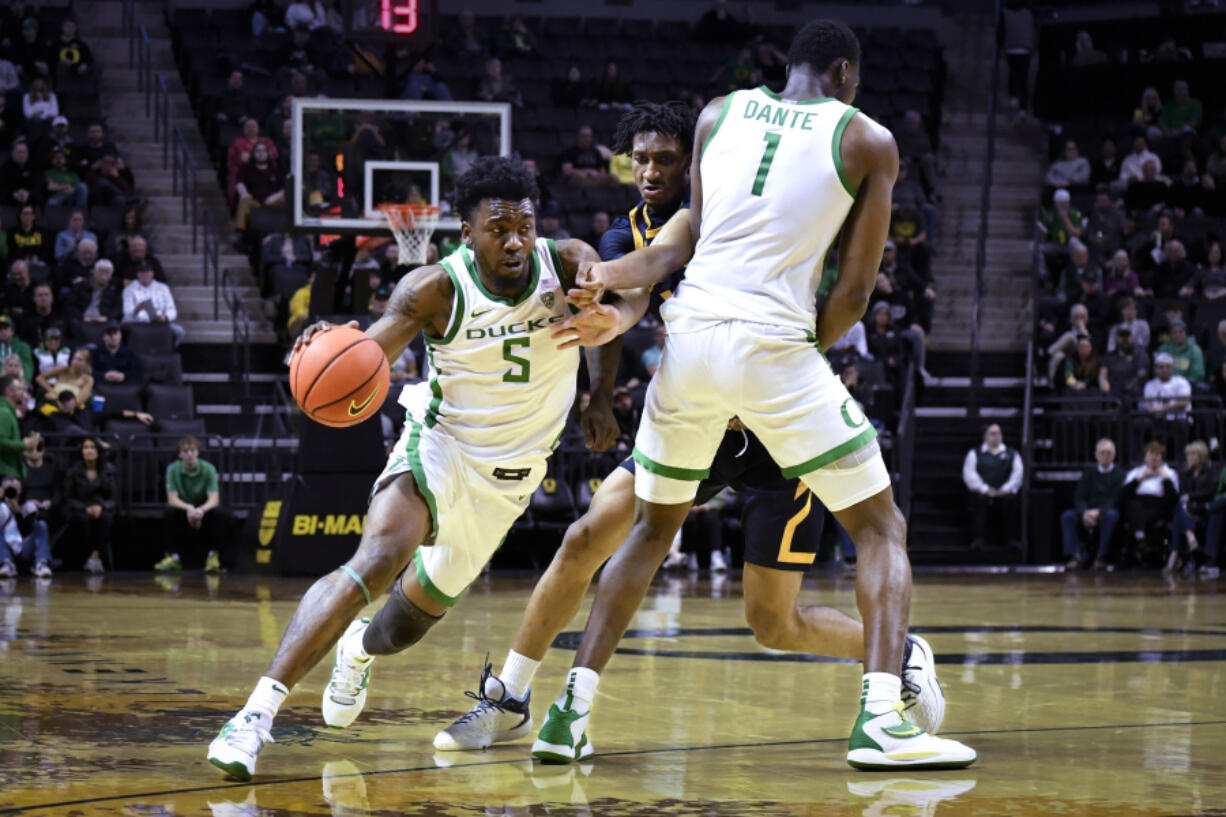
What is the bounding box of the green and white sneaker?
[205,551,222,574]
[901,635,945,734]
[322,618,373,728]
[154,554,182,572]
[207,709,275,781]
[531,702,594,764]
[847,703,976,771]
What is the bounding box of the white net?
[383,205,441,266]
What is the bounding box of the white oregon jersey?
[663,86,860,334]
[399,240,578,464]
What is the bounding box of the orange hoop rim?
[377,203,442,219]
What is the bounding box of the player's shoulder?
[845,109,898,156]
[394,261,456,303]
[599,216,636,261]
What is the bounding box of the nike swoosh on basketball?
[348,385,381,416]
[470,307,495,318]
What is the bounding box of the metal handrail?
[136,26,151,115]
[1019,208,1044,560]
[154,73,169,159]
[170,125,199,253]
[123,0,136,66]
[896,359,918,520]
[967,0,1005,423]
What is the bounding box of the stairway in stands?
[908,349,1027,564]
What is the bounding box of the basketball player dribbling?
[205,156,642,781]
[433,102,946,758]
[533,20,978,770]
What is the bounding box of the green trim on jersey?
[432,256,467,345]
[546,238,569,290]
[422,343,444,427]
[461,245,540,307]
[757,85,836,106]
[414,551,464,607]
[633,447,710,481]
[780,426,877,479]
[832,106,860,198]
[405,418,439,538]
[701,92,737,160]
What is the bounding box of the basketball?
[290,326,390,428]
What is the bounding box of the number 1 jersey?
[399,240,579,464]
[663,86,860,335]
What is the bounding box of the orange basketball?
[290,326,390,428]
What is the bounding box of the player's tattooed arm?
[367,263,455,361]
[815,114,899,351]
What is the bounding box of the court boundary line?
[3,718,1225,814]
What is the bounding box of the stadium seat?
[574,475,603,513]
[146,384,196,420]
[137,352,184,384]
[104,418,154,447]
[155,417,208,440]
[529,477,576,532]
[95,383,143,415]
[123,322,174,354]
[74,321,108,349]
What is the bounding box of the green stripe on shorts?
[414,551,464,607]
[633,447,710,481]
[406,419,439,539]
[780,427,878,479]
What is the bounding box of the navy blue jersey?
[599,198,687,321]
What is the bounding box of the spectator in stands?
[1039,189,1083,272]
[642,323,665,378]
[1133,212,1177,275]
[1047,303,1091,382]
[286,270,313,338]
[0,56,16,92]
[1062,335,1101,392]
[75,122,113,178]
[61,436,116,574]
[5,260,33,326]
[3,355,31,415]
[123,265,183,347]
[560,125,612,186]
[1168,439,1215,575]
[0,97,14,150]
[36,346,91,401]
[1150,240,1194,299]
[401,57,452,101]
[53,18,92,76]
[1132,88,1163,143]
[1123,159,1170,214]
[962,423,1023,551]
[585,211,611,249]
[233,142,286,232]
[1206,134,1226,188]
[12,17,50,80]
[551,64,589,108]
[442,131,478,186]
[158,436,228,574]
[43,148,86,208]
[1187,242,1226,301]
[69,260,122,335]
[86,150,133,208]
[1058,239,1098,303]
[830,317,870,365]
[0,374,28,478]
[445,9,487,61]
[1160,79,1203,140]
[34,327,68,375]
[215,70,248,126]
[1070,30,1108,66]
[1100,325,1149,398]
[1,141,39,207]
[53,210,95,263]
[536,200,569,241]
[895,110,937,201]
[1090,138,1120,189]
[1156,319,1204,385]
[1103,249,1141,297]
[284,0,328,31]
[1120,135,1162,185]
[1118,440,1179,568]
[35,385,94,435]
[1061,438,1124,570]
[56,237,97,294]
[694,0,741,43]
[93,322,141,384]
[1086,192,1126,261]
[0,473,52,578]
[1144,352,1192,422]
[19,434,58,555]
[867,302,901,371]
[1073,269,1110,343]
[115,236,165,284]
[1001,0,1035,114]
[227,118,278,204]
[261,232,313,272]
[591,61,632,110]
[22,76,58,122]
[1046,140,1091,189]
[20,284,64,346]
[495,16,538,59]
[874,242,934,383]
[38,115,76,168]
[0,315,32,382]
[474,57,523,108]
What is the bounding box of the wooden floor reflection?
[0,569,1223,816]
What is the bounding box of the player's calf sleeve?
[361,573,444,655]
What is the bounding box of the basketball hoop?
[380,203,442,267]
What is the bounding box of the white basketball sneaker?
[322,618,373,728]
[901,634,945,734]
[847,703,976,770]
[207,709,275,781]
[433,662,532,751]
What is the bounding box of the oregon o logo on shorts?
[840,397,868,429]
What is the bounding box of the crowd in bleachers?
[1032,15,1226,575]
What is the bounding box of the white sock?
[245,675,289,720]
[345,623,372,664]
[861,672,902,715]
[558,667,599,714]
[490,650,539,700]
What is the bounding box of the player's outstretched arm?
[815,114,900,351]
[365,263,455,360]
[580,209,695,294]
[554,237,650,348]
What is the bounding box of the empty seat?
[94,382,143,415]
[137,352,184,384]
[103,418,154,447]
[123,322,174,354]
[529,477,576,531]
[146,383,195,420]
[154,417,208,443]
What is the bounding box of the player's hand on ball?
[581,392,620,452]
[550,302,620,350]
[292,319,359,356]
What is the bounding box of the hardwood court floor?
[0,570,1223,816]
